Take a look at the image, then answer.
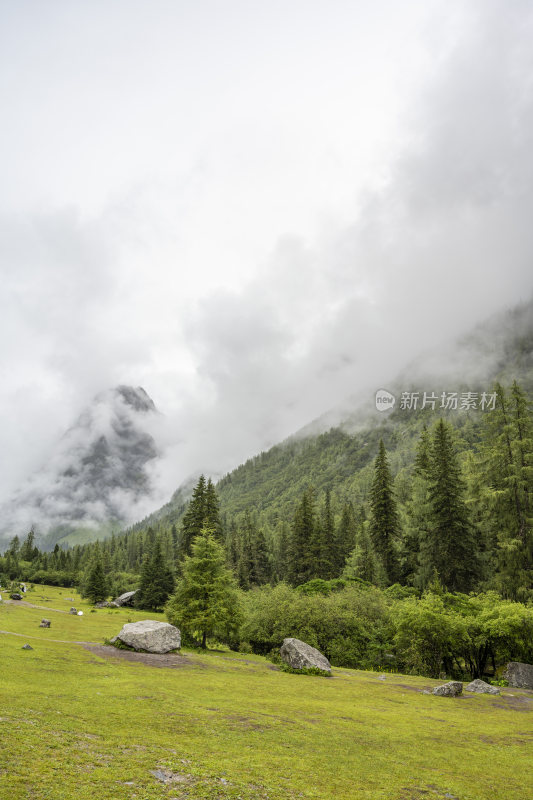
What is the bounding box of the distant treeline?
[2,381,531,606]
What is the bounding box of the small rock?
[10,593,23,600]
[113,590,137,607]
[465,679,500,695]
[39,619,51,628]
[432,681,463,697]
[280,638,332,674]
[22,644,33,650]
[151,769,169,783]
[69,607,77,615]
[378,674,387,681]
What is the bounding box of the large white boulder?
[115,620,181,653]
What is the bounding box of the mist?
[1,0,533,527]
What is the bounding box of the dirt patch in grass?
[81,643,197,668]
[491,694,533,711]
[224,713,265,731]
[391,683,427,693]
[5,599,70,613]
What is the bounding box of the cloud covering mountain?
[0,386,161,545]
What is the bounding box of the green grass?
[1,586,532,800]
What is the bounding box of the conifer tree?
[288,487,316,586]
[419,419,480,592]
[83,546,108,603]
[335,502,358,572]
[178,476,223,562]
[252,524,270,585]
[204,478,223,542]
[318,489,337,579]
[369,440,399,584]
[20,528,38,562]
[342,520,377,583]
[166,527,241,648]
[136,537,175,610]
[178,475,207,561]
[274,522,290,582]
[482,382,533,599]
[402,426,432,585]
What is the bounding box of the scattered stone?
[280,638,332,674]
[465,678,500,695]
[114,620,181,654]
[378,674,387,681]
[113,590,137,607]
[504,661,533,689]
[10,593,22,600]
[432,681,463,697]
[150,769,192,785]
[69,607,77,615]
[77,611,83,616]
[39,619,51,628]
[22,644,33,650]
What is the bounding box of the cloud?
[0,0,532,523]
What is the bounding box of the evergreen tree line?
[1,381,531,606]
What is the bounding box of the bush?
[240,582,392,669]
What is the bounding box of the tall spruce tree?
[419,419,480,592]
[402,426,432,585]
[369,440,399,584]
[178,475,207,561]
[178,476,223,562]
[136,537,175,610]
[204,478,223,541]
[317,489,337,579]
[481,382,533,599]
[288,487,316,586]
[166,527,241,648]
[83,546,108,604]
[335,502,358,573]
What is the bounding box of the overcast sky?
[1,0,533,510]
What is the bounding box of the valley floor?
[1,587,531,800]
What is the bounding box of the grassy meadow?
[1,586,532,800]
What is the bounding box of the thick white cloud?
[0,0,532,517]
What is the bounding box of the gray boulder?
[69,607,77,615]
[114,620,181,653]
[432,681,463,697]
[10,593,22,600]
[113,590,137,607]
[280,638,332,674]
[39,619,51,628]
[504,661,533,689]
[465,679,500,695]
[22,644,33,650]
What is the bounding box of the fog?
[1,0,532,532]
